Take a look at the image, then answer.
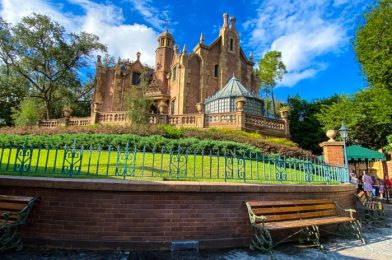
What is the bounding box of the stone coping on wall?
[0,175,354,193]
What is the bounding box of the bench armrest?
[245,202,267,226]
[334,202,356,218]
[344,209,356,218]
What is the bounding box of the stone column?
[319,130,344,167]
[279,106,290,137]
[91,102,101,124]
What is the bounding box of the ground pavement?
[3,204,392,260]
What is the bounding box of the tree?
[0,14,106,119]
[316,87,392,149]
[127,69,152,128]
[355,0,392,89]
[258,51,287,118]
[288,95,339,154]
[0,65,28,125]
[11,97,45,126]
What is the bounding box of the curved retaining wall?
[0,176,356,250]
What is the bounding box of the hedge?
[0,125,314,158]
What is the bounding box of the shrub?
[11,98,44,126]
[0,125,313,158]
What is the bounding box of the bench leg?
[351,220,366,244]
[0,224,23,252]
[250,224,273,254]
[298,225,324,251]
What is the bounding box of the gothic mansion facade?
[41,13,289,137]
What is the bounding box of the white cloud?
[0,0,158,66]
[246,0,366,88]
[126,0,169,31]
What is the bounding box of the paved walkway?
[3,209,392,260]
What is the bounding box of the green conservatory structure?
[204,76,264,115]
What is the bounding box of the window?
[214,64,219,78]
[229,38,234,51]
[172,67,176,81]
[161,38,165,46]
[170,100,175,114]
[132,72,141,85]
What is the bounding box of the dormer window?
[229,38,234,51]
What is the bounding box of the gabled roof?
[347,145,385,161]
[205,76,260,103]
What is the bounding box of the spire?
[136,51,141,61]
[199,33,204,44]
[223,13,229,28]
[182,44,187,54]
[249,52,254,62]
[230,16,236,30]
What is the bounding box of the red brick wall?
[321,142,344,167]
[0,176,356,250]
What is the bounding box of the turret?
[155,31,175,94]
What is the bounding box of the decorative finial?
[249,52,254,62]
[136,51,141,61]
[182,44,187,54]
[200,33,204,44]
[117,57,121,63]
[97,55,102,65]
[174,44,179,54]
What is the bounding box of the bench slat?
[252,203,336,215]
[259,209,337,222]
[0,195,35,203]
[248,199,332,207]
[0,202,28,211]
[262,216,352,230]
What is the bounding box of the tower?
[155,31,175,94]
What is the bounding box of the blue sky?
[0,0,374,101]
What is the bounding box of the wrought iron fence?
[0,140,349,184]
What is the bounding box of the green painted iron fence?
[0,140,349,184]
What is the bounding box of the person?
[379,178,385,199]
[349,170,358,186]
[362,171,373,198]
[385,176,392,199]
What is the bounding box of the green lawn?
[0,147,339,184]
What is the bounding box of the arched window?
[161,38,165,47]
[214,64,219,78]
[170,100,175,114]
[229,38,234,51]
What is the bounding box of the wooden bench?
[0,195,38,252]
[355,191,385,225]
[245,199,365,253]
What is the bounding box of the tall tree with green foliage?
[127,69,152,128]
[288,95,339,154]
[316,87,392,149]
[258,51,287,118]
[355,0,392,90]
[0,65,28,125]
[0,14,106,119]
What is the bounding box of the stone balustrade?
[39,119,62,128]
[97,112,128,124]
[68,118,91,126]
[37,111,288,137]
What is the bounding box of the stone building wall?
[92,13,259,116]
